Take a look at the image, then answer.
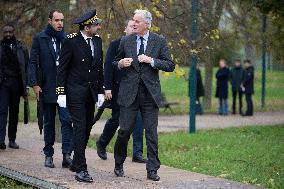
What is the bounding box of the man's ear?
[48,18,52,25]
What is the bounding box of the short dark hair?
[48,10,63,19]
[244,59,251,64]
[235,58,241,62]
[3,23,15,30]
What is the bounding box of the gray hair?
[134,9,152,28]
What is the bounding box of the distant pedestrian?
[230,59,245,115]
[196,67,204,114]
[241,59,254,116]
[0,23,29,150]
[215,59,230,115]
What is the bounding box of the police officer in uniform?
[56,10,104,183]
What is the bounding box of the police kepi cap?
[73,9,102,25]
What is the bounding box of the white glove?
[97,94,105,108]
[57,95,67,108]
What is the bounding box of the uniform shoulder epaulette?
[67,33,78,39]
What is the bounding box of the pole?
[261,14,266,108]
[189,0,198,133]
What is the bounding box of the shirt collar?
[80,31,92,41]
[136,30,150,41]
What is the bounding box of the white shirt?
[80,31,94,57]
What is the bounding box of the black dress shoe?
[0,143,6,150]
[96,141,107,160]
[147,170,160,181]
[75,171,93,183]
[69,165,76,172]
[8,141,19,149]
[114,164,124,177]
[132,156,148,163]
[45,156,55,168]
[62,153,72,168]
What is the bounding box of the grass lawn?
[0,176,34,189]
[88,125,284,189]
[18,68,284,122]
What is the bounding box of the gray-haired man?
[113,9,175,181]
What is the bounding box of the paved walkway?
[91,111,284,134]
[1,111,278,188]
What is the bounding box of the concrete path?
[0,118,268,188]
[91,111,284,134]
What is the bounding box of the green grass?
[18,68,284,121]
[88,125,284,189]
[0,176,35,189]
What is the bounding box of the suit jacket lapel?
[128,35,140,72]
[77,33,92,60]
[145,32,155,56]
[46,37,56,61]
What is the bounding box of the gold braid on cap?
[81,15,99,25]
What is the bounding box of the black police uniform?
[56,10,104,176]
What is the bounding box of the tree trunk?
[203,51,213,110]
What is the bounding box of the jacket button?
[88,70,91,72]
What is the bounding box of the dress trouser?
[245,93,253,115]
[0,78,21,143]
[232,90,243,114]
[42,103,73,157]
[67,90,94,172]
[114,81,160,171]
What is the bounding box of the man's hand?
[57,95,67,108]
[97,94,105,108]
[138,54,152,64]
[105,90,112,100]
[118,58,133,68]
[32,85,42,100]
[241,84,245,92]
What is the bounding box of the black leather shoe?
[75,171,93,183]
[147,171,160,181]
[44,156,55,168]
[69,165,76,172]
[114,164,124,177]
[132,156,147,163]
[62,154,72,168]
[96,141,107,160]
[8,141,19,149]
[0,143,6,150]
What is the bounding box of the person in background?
[230,58,245,115]
[215,59,230,115]
[28,10,73,168]
[0,23,29,150]
[241,59,254,116]
[196,67,205,115]
[96,19,147,164]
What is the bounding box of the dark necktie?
[138,36,144,55]
[86,38,93,56]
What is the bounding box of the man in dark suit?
[96,19,146,163]
[230,59,245,115]
[29,10,73,168]
[56,10,104,183]
[242,59,254,116]
[113,10,175,181]
[0,24,29,150]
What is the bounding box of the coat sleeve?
[56,39,72,95]
[28,34,40,87]
[104,41,118,90]
[152,36,175,72]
